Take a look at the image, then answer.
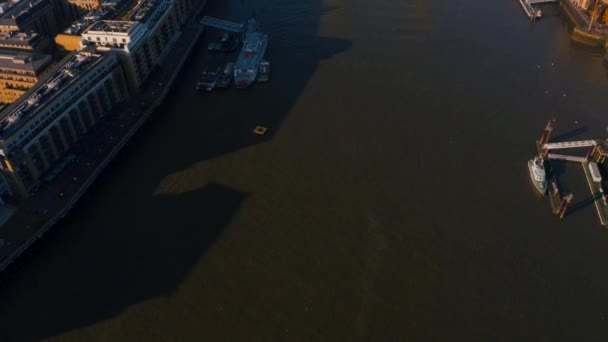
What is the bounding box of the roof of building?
[129,0,165,24]
[0,50,51,73]
[0,0,49,26]
[63,21,92,35]
[0,47,109,141]
[84,7,111,21]
[0,30,44,47]
[88,20,137,33]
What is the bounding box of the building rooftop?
[84,7,111,22]
[88,20,137,33]
[0,30,43,47]
[129,0,165,24]
[101,0,119,8]
[0,50,51,73]
[0,48,105,141]
[0,0,48,25]
[63,21,92,35]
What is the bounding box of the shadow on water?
[546,160,570,193]
[0,183,248,341]
[145,0,352,172]
[565,192,598,216]
[0,0,351,339]
[552,125,588,141]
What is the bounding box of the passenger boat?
[528,155,548,195]
[234,19,269,89]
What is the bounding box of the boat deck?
[234,32,268,71]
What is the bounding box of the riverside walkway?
[0,0,209,273]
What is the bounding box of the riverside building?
[0,50,53,104]
[81,0,194,91]
[0,0,63,37]
[0,47,128,198]
[0,31,53,53]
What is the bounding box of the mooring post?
[557,194,573,219]
[539,120,553,146]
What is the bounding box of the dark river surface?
[3,0,608,340]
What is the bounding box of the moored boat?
[528,155,548,195]
[196,67,221,91]
[258,60,270,82]
[216,62,235,88]
[234,19,269,89]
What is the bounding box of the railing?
[543,140,597,150]
[200,16,244,33]
[547,153,588,163]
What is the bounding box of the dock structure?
[534,121,608,227]
[555,193,573,219]
[539,120,554,146]
[547,176,562,213]
[200,16,245,33]
[543,140,597,150]
[520,0,544,20]
[589,144,608,165]
[547,153,588,163]
[582,162,608,226]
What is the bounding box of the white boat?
[234,19,269,89]
[528,155,548,195]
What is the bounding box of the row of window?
[16,82,116,184]
[6,58,117,151]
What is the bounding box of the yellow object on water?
[253,126,267,135]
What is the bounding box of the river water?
[2,0,608,340]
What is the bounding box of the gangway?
[200,16,244,33]
[547,153,588,163]
[543,140,597,150]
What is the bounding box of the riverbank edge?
[0,1,208,273]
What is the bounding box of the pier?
[582,162,608,226]
[520,0,543,20]
[200,16,245,33]
[543,140,597,150]
[546,153,588,163]
[533,120,608,227]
